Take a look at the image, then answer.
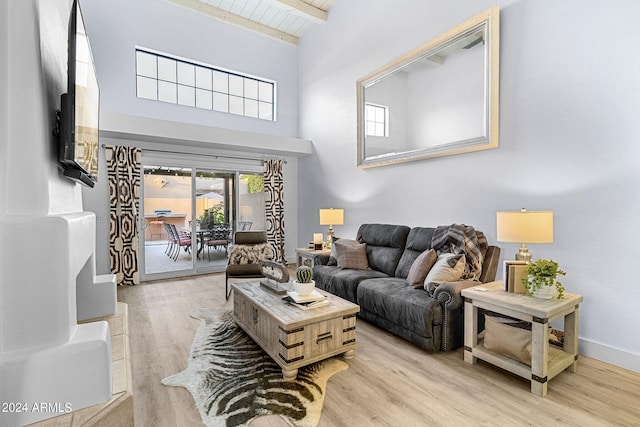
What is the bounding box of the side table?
[461,281,583,397]
[296,247,331,267]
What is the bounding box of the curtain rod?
[101,145,287,164]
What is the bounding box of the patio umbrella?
[196,191,224,200]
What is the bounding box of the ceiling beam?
[262,0,327,24]
[166,0,299,45]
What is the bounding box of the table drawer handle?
[316,332,332,344]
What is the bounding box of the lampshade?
[496,210,554,243]
[319,208,344,226]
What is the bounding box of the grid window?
[196,88,213,110]
[136,51,157,78]
[135,48,276,121]
[195,67,212,90]
[365,103,389,137]
[213,93,229,113]
[158,57,176,82]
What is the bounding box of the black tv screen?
[59,0,99,187]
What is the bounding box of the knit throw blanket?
[431,224,487,281]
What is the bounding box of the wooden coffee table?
[231,281,359,380]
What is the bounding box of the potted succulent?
[293,265,315,296]
[522,259,566,299]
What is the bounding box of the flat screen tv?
[57,0,99,188]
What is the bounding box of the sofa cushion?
[406,249,437,288]
[395,227,436,278]
[334,239,369,270]
[424,253,466,294]
[357,278,443,341]
[356,224,410,276]
[313,265,389,303]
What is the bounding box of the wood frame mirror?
[357,7,500,168]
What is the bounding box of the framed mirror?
[357,7,500,168]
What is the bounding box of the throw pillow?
[424,253,466,294]
[483,314,532,366]
[228,243,274,265]
[406,249,437,288]
[334,239,369,270]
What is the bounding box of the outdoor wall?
[297,0,640,371]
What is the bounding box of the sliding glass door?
[139,153,265,281]
[141,166,194,277]
[193,170,235,268]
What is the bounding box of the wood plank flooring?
[117,273,640,427]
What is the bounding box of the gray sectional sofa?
[313,223,500,352]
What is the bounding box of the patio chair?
[239,221,253,231]
[225,231,273,299]
[205,223,231,260]
[167,223,191,261]
[163,222,174,255]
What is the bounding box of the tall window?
[135,48,276,121]
[365,103,389,137]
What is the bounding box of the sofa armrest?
[432,280,480,311]
[313,254,331,265]
[433,279,483,351]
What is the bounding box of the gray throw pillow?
[334,239,369,270]
[406,249,437,288]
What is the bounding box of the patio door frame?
[139,150,263,282]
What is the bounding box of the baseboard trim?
[580,338,640,373]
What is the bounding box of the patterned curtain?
[264,159,286,263]
[105,145,141,286]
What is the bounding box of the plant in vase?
[522,259,566,299]
[294,265,315,295]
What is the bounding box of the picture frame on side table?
[504,260,528,293]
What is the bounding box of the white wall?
[1,3,115,423]
[81,0,299,138]
[298,0,640,371]
[80,0,305,272]
[2,0,82,215]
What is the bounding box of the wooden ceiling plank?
[167,0,299,45]
[262,0,327,24]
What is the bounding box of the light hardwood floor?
[117,273,640,427]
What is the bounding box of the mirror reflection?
[357,7,499,167]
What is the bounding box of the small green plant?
[295,265,314,283]
[199,205,224,227]
[522,259,566,299]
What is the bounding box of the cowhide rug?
[161,308,348,427]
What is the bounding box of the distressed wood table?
[295,247,331,267]
[462,280,583,397]
[232,281,359,380]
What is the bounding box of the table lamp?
[319,208,344,248]
[496,208,553,263]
